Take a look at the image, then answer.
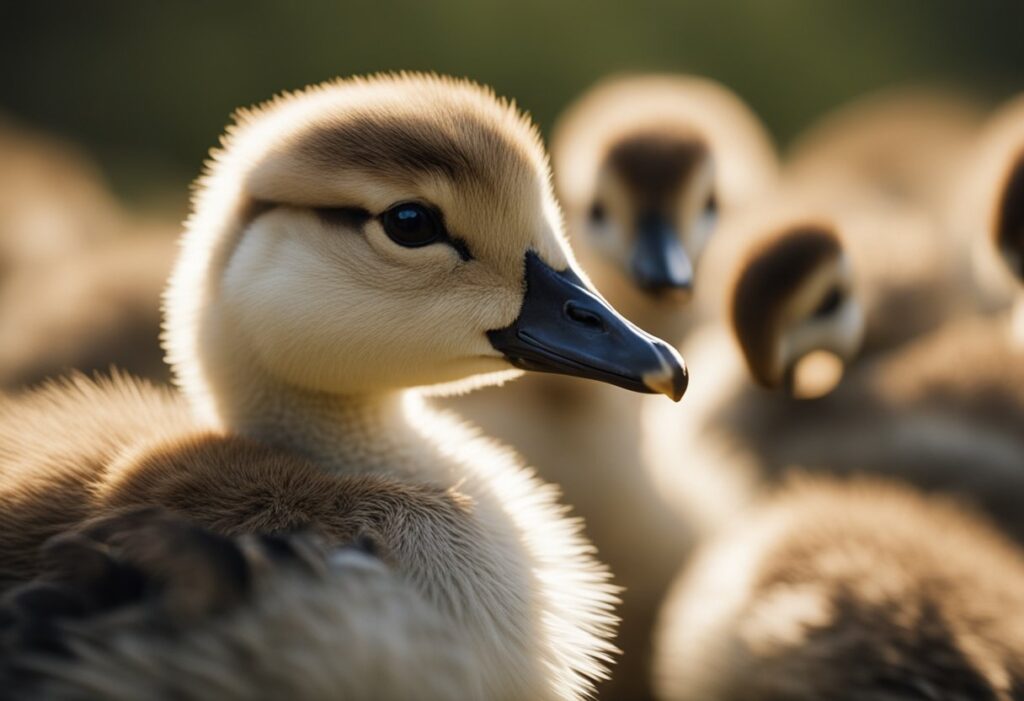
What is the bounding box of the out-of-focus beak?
[488,251,688,401]
[630,212,693,299]
[782,350,845,400]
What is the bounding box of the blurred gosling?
[654,477,1024,701]
[0,74,691,699]
[444,73,776,700]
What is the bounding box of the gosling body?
[0,74,688,699]
[445,74,775,699]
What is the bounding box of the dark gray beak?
[631,212,693,298]
[488,251,688,401]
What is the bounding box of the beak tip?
[644,344,688,401]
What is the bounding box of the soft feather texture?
[0,380,617,699]
[654,477,1024,701]
[0,74,620,700]
[16,565,480,701]
[445,74,776,700]
[551,74,778,341]
[553,74,778,217]
[2,509,484,701]
[649,317,1024,542]
[646,102,1024,540]
[651,108,1024,700]
[644,179,980,538]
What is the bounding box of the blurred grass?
[3,0,1024,207]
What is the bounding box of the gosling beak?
[488,251,688,401]
[782,351,846,400]
[630,212,693,299]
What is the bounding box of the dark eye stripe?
[313,201,473,262]
[447,237,473,262]
[314,206,372,229]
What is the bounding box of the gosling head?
[577,128,714,300]
[552,75,777,314]
[165,74,687,420]
[731,224,864,398]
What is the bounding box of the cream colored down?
[445,74,777,699]
[8,74,621,701]
[652,107,1024,699]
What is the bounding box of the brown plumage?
[653,92,1024,701]
[445,74,775,701]
[0,73,658,700]
[2,508,483,700]
[605,130,710,211]
[655,477,1024,701]
[945,94,1024,309]
[654,202,1024,542]
[730,225,844,388]
[0,376,475,589]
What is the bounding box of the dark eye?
[380,202,443,248]
[813,286,843,318]
[589,201,606,225]
[704,193,718,215]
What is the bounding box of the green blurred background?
[3,0,1024,210]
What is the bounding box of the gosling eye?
[699,194,718,226]
[704,193,718,216]
[589,201,607,226]
[813,286,843,319]
[693,193,719,246]
[380,202,444,248]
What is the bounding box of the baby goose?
[551,73,778,337]
[2,508,485,700]
[805,119,1024,540]
[645,181,948,520]
[642,208,866,533]
[762,112,1024,530]
[654,477,1024,701]
[0,73,687,700]
[652,109,1024,700]
[647,167,1024,542]
[445,74,775,699]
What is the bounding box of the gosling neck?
[195,341,429,479]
